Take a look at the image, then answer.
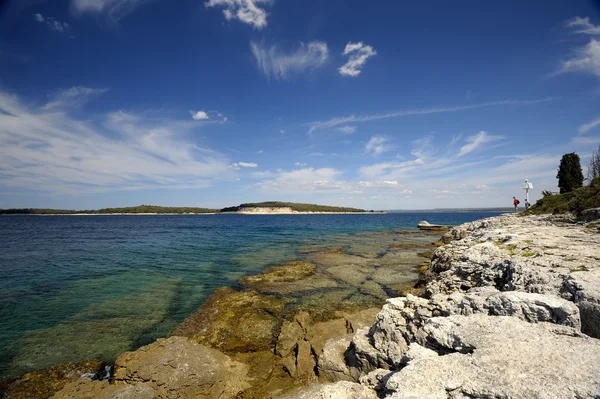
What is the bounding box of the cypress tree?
[556,153,584,194]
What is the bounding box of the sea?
[0,212,502,379]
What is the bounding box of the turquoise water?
[0,212,500,379]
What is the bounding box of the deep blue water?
[0,212,501,379]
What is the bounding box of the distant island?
[219,201,372,214]
[0,202,378,215]
[0,205,217,215]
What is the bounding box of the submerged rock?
[172,287,286,353]
[1,360,103,399]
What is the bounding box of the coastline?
[5,211,599,398]
[0,226,439,398]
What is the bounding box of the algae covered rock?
[1,360,103,399]
[172,287,286,352]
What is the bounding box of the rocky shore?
[4,213,599,398]
[1,229,438,398]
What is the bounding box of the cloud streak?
[579,117,600,134]
[251,41,329,80]
[42,86,108,110]
[70,0,154,22]
[34,13,70,32]
[566,16,600,36]
[307,97,557,134]
[458,131,504,157]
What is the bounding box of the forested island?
[0,205,217,215]
[0,202,372,215]
[219,201,370,213]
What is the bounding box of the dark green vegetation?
[557,152,584,194]
[220,201,367,213]
[527,177,600,216]
[0,205,217,215]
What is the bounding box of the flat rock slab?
[385,315,600,399]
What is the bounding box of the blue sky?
[1,0,599,210]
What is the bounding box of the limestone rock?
[112,336,250,399]
[51,379,155,399]
[317,335,356,383]
[275,381,378,399]
[385,315,600,399]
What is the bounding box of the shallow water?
[0,212,501,379]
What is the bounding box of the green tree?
[556,153,584,194]
[587,145,600,183]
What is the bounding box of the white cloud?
[33,13,70,32]
[307,98,556,134]
[231,161,258,169]
[294,162,307,166]
[566,16,600,36]
[250,41,329,80]
[336,125,356,134]
[189,110,227,122]
[579,117,600,134]
[253,167,411,195]
[338,41,377,77]
[365,135,391,156]
[0,91,230,195]
[457,131,504,157]
[70,0,154,22]
[411,135,436,159]
[42,86,108,110]
[557,38,600,78]
[190,110,209,120]
[280,129,286,134]
[257,150,263,154]
[205,0,272,29]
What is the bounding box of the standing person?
[525,199,531,210]
[513,196,520,213]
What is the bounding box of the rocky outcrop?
[285,214,600,398]
[52,337,250,399]
[417,220,450,232]
[1,360,104,399]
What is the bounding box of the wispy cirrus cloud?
[565,16,600,36]
[205,0,272,29]
[34,13,70,32]
[0,90,231,195]
[457,131,504,157]
[365,135,391,156]
[578,117,600,134]
[42,86,108,110]
[556,16,600,79]
[307,97,556,134]
[250,41,329,80]
[556,38,600,78]
[338,42,377,77]
[70,0,154,22]
[336,125,356,134]
[231,161,258,169]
